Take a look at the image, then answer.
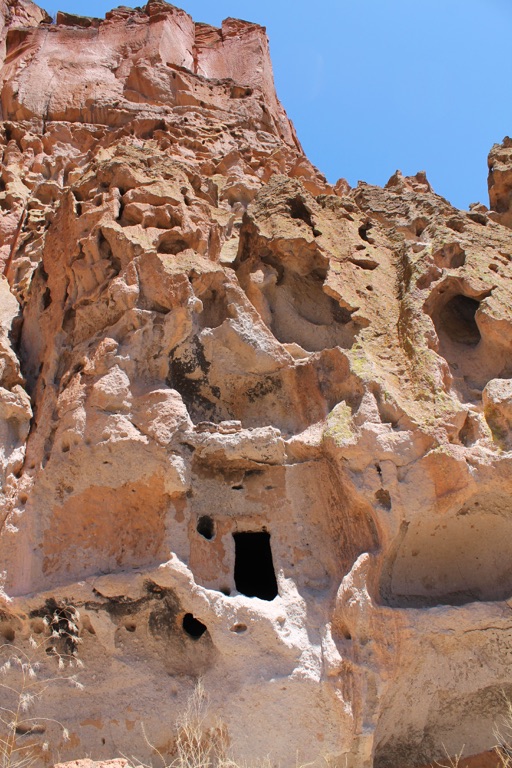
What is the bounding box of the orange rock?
[0,3,512,768]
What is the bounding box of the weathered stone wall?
[1,3,512,767]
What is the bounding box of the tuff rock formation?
[1,3,512,767]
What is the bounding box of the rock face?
[1,3,512,767]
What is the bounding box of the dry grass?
[130,681,243,768]
[435,695,512,768]
[494,697,512,768]
[128,680,320,768]
[0,606,83,768]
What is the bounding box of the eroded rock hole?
[197,287,229,329]
[16,724,45,736]
[0,625,15,642]
[375,489,391,510]
[382,505,512,606]
[30,618,46,634]
[468,211,487,225]
[446,217,465,233]
[413,217,428,236]
[62,307,76,334]
[182,613,207,639]
[358,220,374,242]
[247,265,358,351]
[233,531,278,601]
[157,233,189,255]
[459,413,480,447]
[168,338,219,423]
[439,295,481,345]
[433,243,466,269]
[197,515,214,540]
[288,197,314,228]
[42,287,52,310]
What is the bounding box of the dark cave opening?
[182,613,207,639]
[288,196,314,228]
[233,531,278,601]
[439,294,481,345]
[197,515,215,540]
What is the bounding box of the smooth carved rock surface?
[1,3,512,768]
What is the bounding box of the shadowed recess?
[233,531,278,601]
[439,294,481,345]
[182,613,207,639]
[197,515,215,540]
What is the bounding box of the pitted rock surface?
[1,3,512,768]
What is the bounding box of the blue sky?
[44,0,512,210]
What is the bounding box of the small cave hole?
[197,515,214,540]
[233,531,278,601]
[288,197,314,229]
[439,294,481,346]
[62,307,76,334]
[375,489,392,510]
[182,613,207,639]
[358,220,374,242]
[197,287,229,329]
[157,236,189,255]
[30,618,46,634]
[42,287,52,310]
[349,257,378,270]
[459,413,480,447]
[413,217,428,236]
[123,621,137,632]
[16,723,45,736]
[0,626,15,642]
[468,211,487,225]
[489,263,499,273]
[220,587,231,596]
[446,218,465,233]
[230,623,247,633]
[433,243,466,269]
[232,484,243,491]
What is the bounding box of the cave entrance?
[182,613,207,639]
[439,294,481,345]
[233,531,278,601]
[197,515,214,540]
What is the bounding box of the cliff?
[1,3,512,767]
